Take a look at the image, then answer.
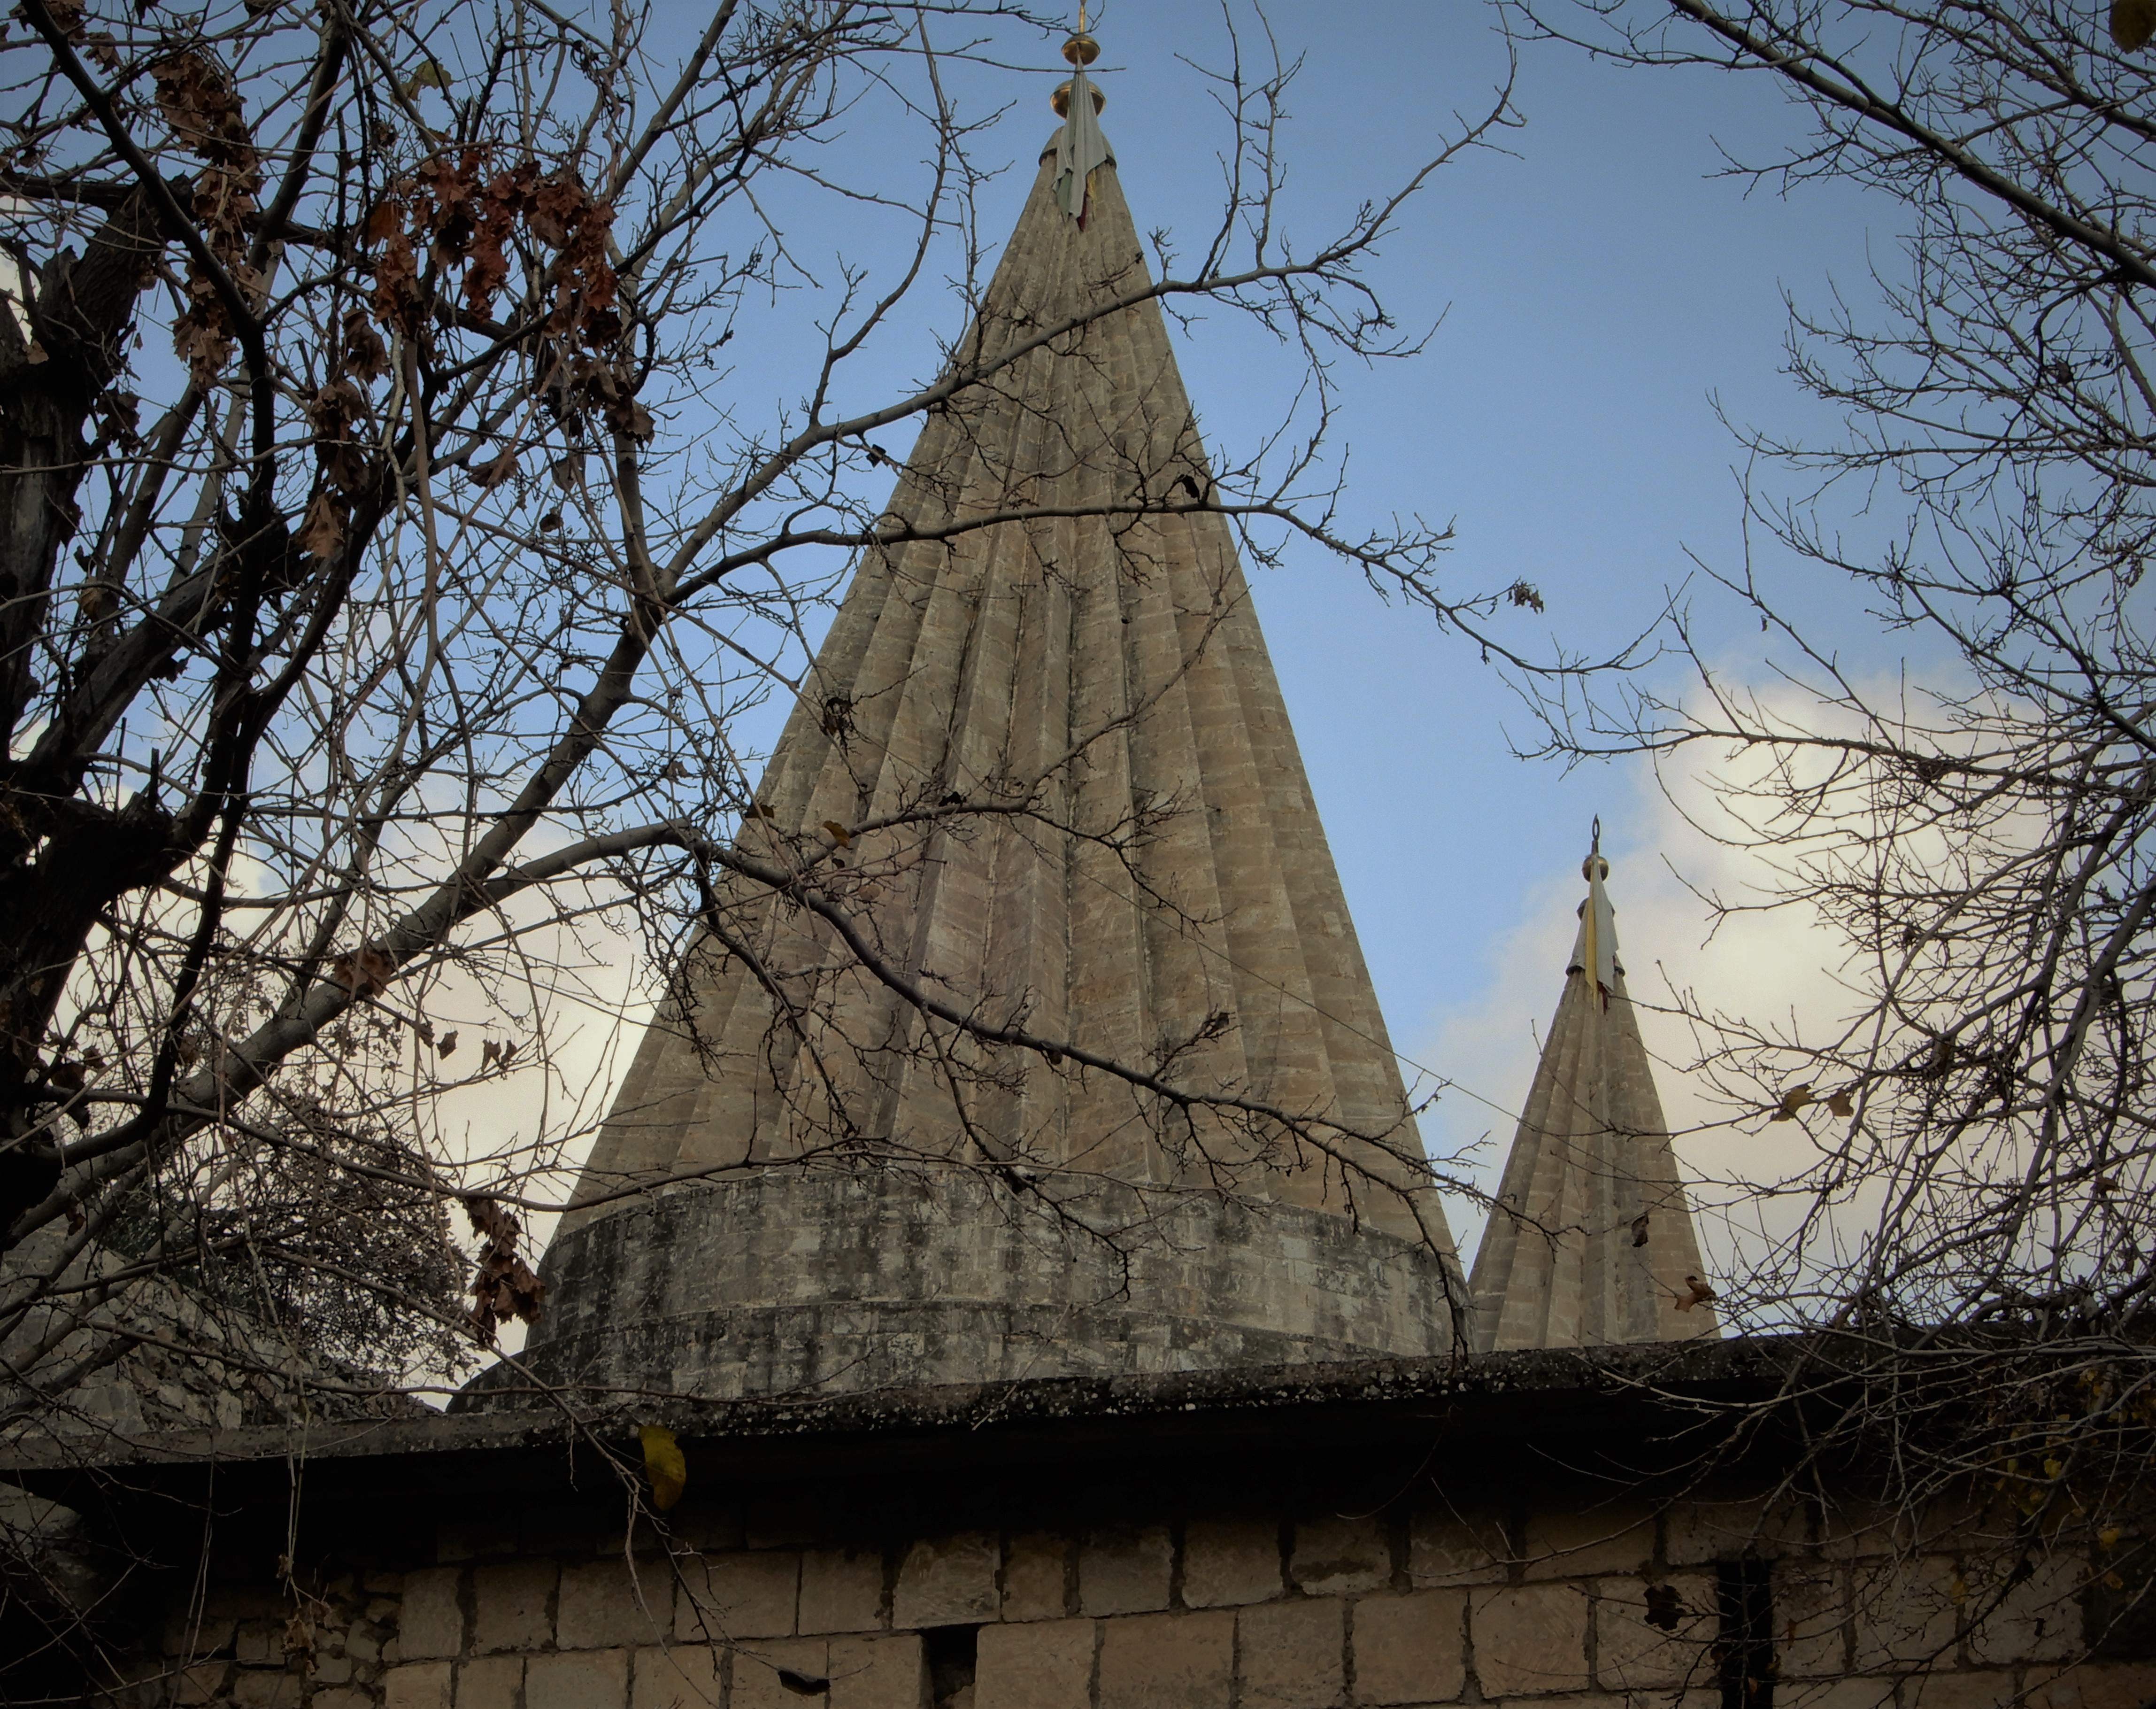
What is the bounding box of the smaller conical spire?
[1467,831,1719,1352]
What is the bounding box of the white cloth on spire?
[1054,70,1109,222]
[1569,858,1620,1000]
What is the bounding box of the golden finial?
[1055,5,1102,116]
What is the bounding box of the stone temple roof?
[1467,851,1719,1352]
[476,91,1463,1406]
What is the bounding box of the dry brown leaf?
[1771,1082,1814,1121]
[470,447,518,491]
[1629,1211,1649,1248]
[330,943,394,998]
[1676,1274,1717,1313]
[822,820,852,847]
[2116,0,2156,50]
[436,1029,458,1058]
[295,490,346,562]
[1826,1088,1855,1119]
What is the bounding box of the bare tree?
[1507,0,2156,1641]
[0,0,1547,1472]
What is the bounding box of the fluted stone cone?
[464,119,1464,1407]
[1468,855,1719,1351]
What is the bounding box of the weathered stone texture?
[1096,1610,1234,1709]
[1469,1585,1591,1698]
[452,1655,523,1709]
[799,1546,885,1635]
[394,1568,462,1662]
[1236,1596,1344,1709]
[675,1551,799,1641]
[1079,1523,1172,1616]
[1350,1590,1466,1706]
[525,1649,629,1709]
[471,1560,556,1655]
[558,1559,667,1650]
[1181,1517,1280,1608]
[631,1644,722,1709]
[893,1531,997,1627]
[1000,1532,1070,1621]
[1290,1513,1389,1597]
[1593,1574,1716,1690]
[978,1618,1095,1709]
[380,1662,452,1709]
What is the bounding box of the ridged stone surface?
[489,130,1464,1403]
[1467,877,1718,1352]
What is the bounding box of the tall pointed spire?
[479,43,1462,1405]
[1467,835,1719,1352]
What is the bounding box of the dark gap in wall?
[1718,1557,1775,1709]
[925,1622,980,1708]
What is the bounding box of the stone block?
[170,1661,226,1706]
[1521,1497,1654,1580]
[1778,1563,1850,1678]
[801,1547,886,1634]
[1905,1671,2017,1709]
[1001,1532,1069,1622]
[437,1523,517,1563]
[676,1551,800,1641]
[384,1662,454,1709]
[560,1559,670,1650]
[1594,1575,1716,1691]
[892,1532,997,1628]
[2027,1663,2156,1709]
[977,1618,1094,1709]
[229,1669,300,1709]
[1182,1518,1280,1609]
[1348,1590,1465,1706]
[1467,1585,1589,1698]
[526,1648,630,1709]
[234,1622,281,1665]
[313,1692,371,1709]
[1096,1610,1233,1709]
[631,1645,722,1709]
[827,1633,925,1709]
[1236,1597,1343,1709]
[472,1559,558,1655]
[1291,1513,1389,1597]
[1407,1507,1509,1589]
[1815,1499,1904,1561]
[1081,1524,1173,1616]
[1664,1496,1808,1566]
[1777,1680,1898,1709]
[453,1655,523,1709]
[1967,1552,2084,1664]
[1850,1554,1960,1671]
[398,1569,463,1663]
[732,1639,833,1709]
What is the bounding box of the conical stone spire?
[482,69,1463,1404]
[1467,842,1719,1352]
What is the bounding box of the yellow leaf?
[400,58,452,97]
[639,1423,686,1511]
[2100,1526,2122,1551]
[1771,1082,1814,1121]
[1826,1088,1855,1119]
[2107,1570,2127,1589]
[2115,0,2156,50]
[822,820,852,847]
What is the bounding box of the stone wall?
[114,1484,2156,1709]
